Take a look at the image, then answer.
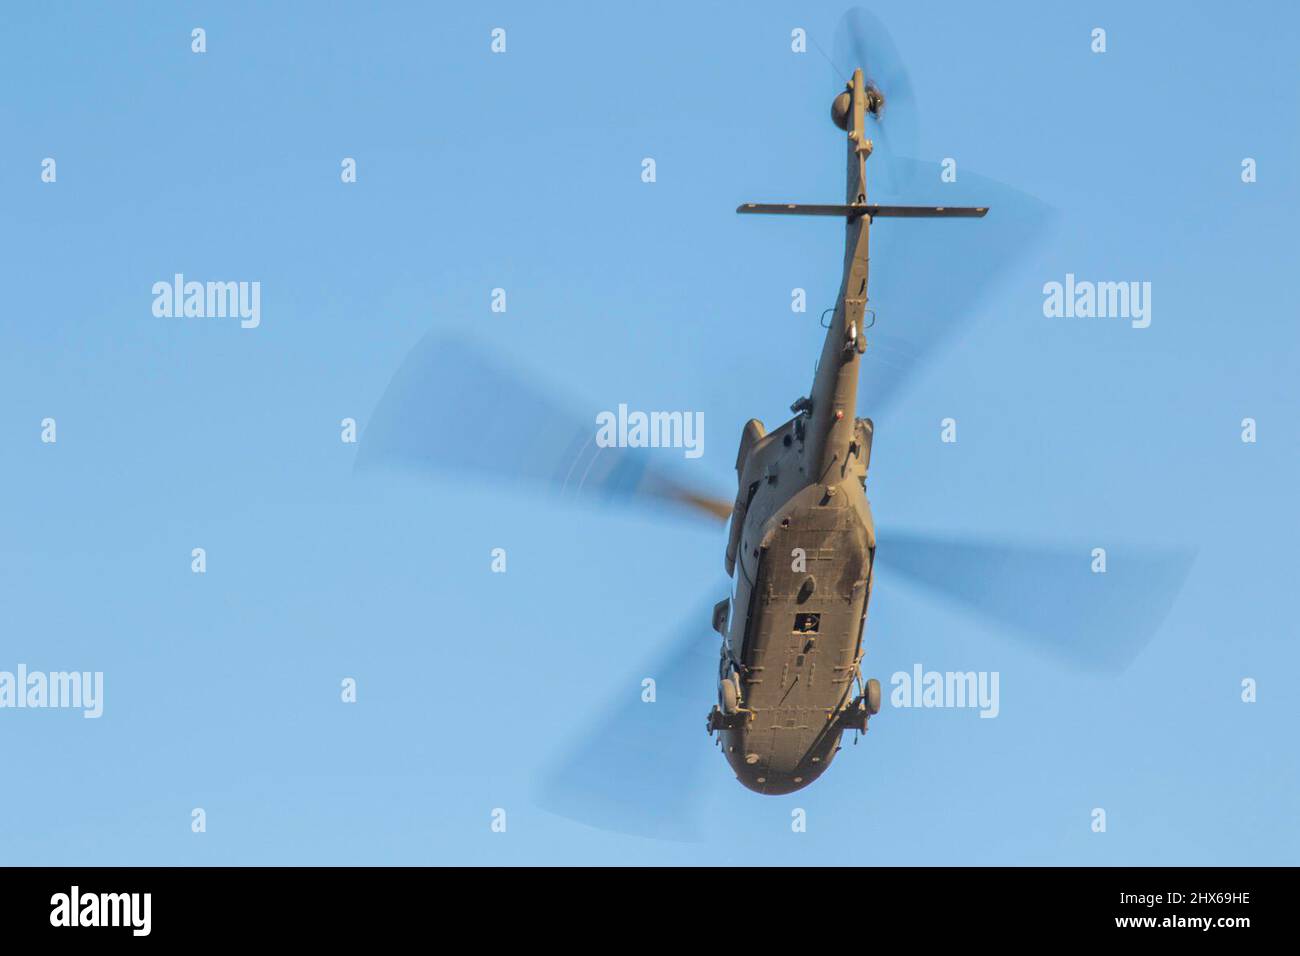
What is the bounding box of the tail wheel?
[865,678,881,715]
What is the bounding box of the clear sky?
[1,1,1296,865]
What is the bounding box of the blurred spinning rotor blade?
[356,334,731,523]
[534,598,723,841]
[831,7,919,158]
[857,159,1055,416]
[876,530,1195,672]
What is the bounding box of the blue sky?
[1,1,1296,864]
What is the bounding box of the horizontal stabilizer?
[870,205,987,217]
[737,203,987,218]
[737,203,865,216]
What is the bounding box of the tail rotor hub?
[829,82,886,132]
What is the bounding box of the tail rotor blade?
[877,530,1195,671]
[832,7,919,158]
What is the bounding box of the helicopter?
[707,66,989,795]
[357,9,1193,840]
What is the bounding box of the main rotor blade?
[356,334,731,523]
[876,530,1195,671]
[534,598,723,841]
[856,159,1055,416]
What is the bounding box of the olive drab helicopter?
[357,8,1192,841]
[707,67,988,794]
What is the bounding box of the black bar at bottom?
[0,865,1278,941]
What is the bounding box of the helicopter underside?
[720,481,875,794]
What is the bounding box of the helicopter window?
[794,613,820,634]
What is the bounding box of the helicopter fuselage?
[709,68,881,794]
[714,67,986,794]
[714,407,876,794]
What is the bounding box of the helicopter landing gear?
[841,702,870,733]
[707,706,745,735]
[841,678,882,733]
[719,674,741,715]
[864,677,881,714]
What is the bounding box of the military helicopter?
[358,9,1193,840]
[708,65,991,795]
